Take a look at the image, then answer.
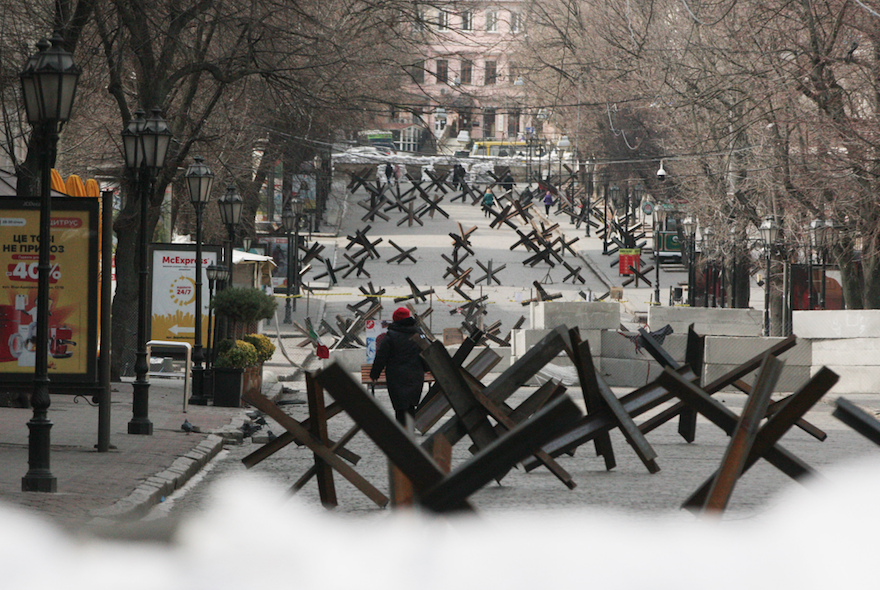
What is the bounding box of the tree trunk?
[110,182,162,380]
[836,243,862,310]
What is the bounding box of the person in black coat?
[369,307,427,424]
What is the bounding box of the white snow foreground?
[2,457,878,590]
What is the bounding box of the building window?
[409,60,425,84]
[508,62,518,84]
[508,109,521,137]
[510,12,521,33]
[413,7,425,32]
[436,59,448,84]
[460,60,472,85]
[483,108,496,137]
[461,11,473,31]
[486,11,497,32]
[484,60,497,85]
[437,10,449,31]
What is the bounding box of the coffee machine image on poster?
[0,291,78,368]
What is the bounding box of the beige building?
[378,1,550,154]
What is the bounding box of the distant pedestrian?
[452,163,466,189]
[369,307,427,425]
[482,188,496,217]
[384,162,394,185]
[543,190,554,215]
[502,171,515,194]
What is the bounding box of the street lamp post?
[282,207,294,324]
[536,109,547,181]
[822,220,838,309]
[205,263,229,371]
[682,215,697,307]
[217,184,243,285]
[185,156,215,405]
[19,34,80,492]
[608,184,621,244]
[557,136,570,195]
[630,184,644,229]
[601,174,610,254]
[282,196,305,323]
[205,264,220,372]
[702,226,715,307]
[122,108,172,436]
[655,207,669,306]
[209,264,229,369]
[809,218,829,310]
[584,160,595,237]
[759,215,780,336]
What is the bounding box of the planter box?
[213,365,262,407]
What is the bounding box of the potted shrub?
[212,338,260,407]
[211,287,277,340]
[239,333,276,398]
[242,333,275,364]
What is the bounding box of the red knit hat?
[392,307,411,322]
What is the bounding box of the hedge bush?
[214,339,259,369]
[243,333,275,364]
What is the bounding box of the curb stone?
[88,434,225,525]
[87,379,288,525]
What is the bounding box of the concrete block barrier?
[648,307,763,336]
[530,301,620,331]
[793,309,880,339]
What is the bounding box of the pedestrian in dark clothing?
[370,307,427,425]
[502,171,515,194]
[482,188,495,217]
[543,190,554,215]
[452,164,465,189]
[384,162,394,185]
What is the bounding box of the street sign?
[619,248,641,276]
[150,244,221,345]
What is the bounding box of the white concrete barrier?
[648,307,763,336]
[601,331,687,388]
[793,310,880,339]
[702,337,812,392]
[808,337,880,394]
[530,301,620,331]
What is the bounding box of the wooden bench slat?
[361,364,434,387]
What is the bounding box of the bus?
[469,140,529,157]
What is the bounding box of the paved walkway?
[0,170,857,528]
[0,379,251,527]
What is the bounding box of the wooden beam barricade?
[418,396,582,513]
[656,365,837,510]
[701,355,781,513]
[241,387,389,507]
[303,372,337,506]
[678,326,705,442]
[387,240,418,264]
[567,329,616,470]
[638,330,826,442]
[523,366,699,471]
[581,337,661,473]
[663,365,839,512]
[833,397,880,446]
[425,326,570,450]
[313,364,465,510]
[637,334,798,436]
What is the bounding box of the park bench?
[361,363,434,393]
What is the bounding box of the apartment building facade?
[379,1,541,154]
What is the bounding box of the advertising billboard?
[0,198,99,384]
[150,244,221,346]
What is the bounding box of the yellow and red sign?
[0,199,98,378]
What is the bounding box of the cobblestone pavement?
[1,173,878,532]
